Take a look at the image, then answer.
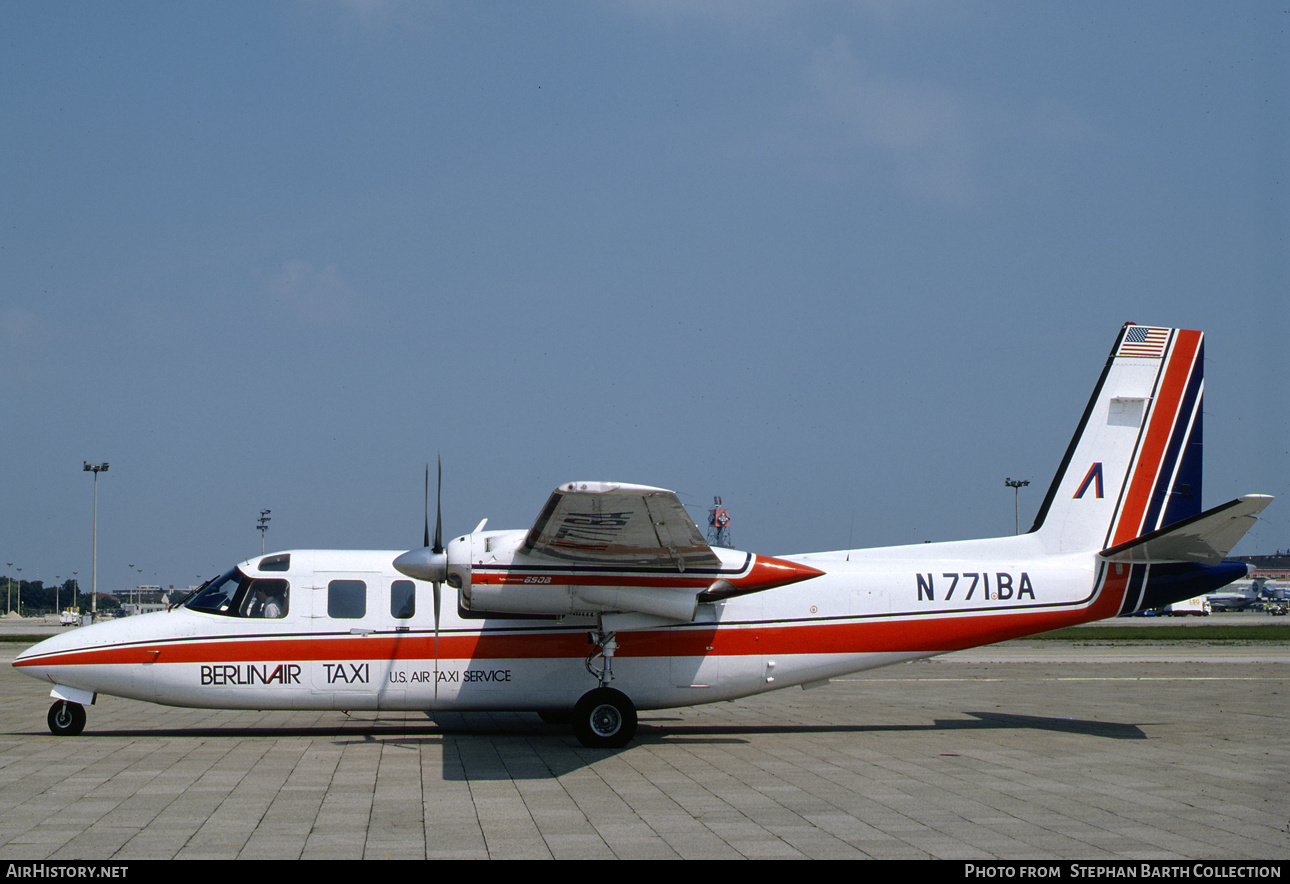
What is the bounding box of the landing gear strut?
[573,625,637,748]
[585,628,618,687]
[48,701,86,736]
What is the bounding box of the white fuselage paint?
[15,536,1103,714]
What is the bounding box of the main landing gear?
[572,687,636,749]
[48,700,86,736]
[570,625,638,749]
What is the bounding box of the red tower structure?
[707,496,732,548]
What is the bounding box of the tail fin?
[1030,324,1205,553]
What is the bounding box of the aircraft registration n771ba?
[15,324,1273,747]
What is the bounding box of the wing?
[520,482,720,571]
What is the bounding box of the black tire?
[48,701,86,736]
[572,688,636,749]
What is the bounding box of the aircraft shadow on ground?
[632,710,1147,743]
[31,709,1146,780]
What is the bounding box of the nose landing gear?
[48,700,86,736]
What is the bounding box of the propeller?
[393,459,448,701]
[431,461,442,687]
[393,461,449,583]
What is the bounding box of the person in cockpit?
[254,587,284,618]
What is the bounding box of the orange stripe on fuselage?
[1111,329,1201,547]
[16,593,1122,670]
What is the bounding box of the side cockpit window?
[242,579,289,618]
[185,569,289,619]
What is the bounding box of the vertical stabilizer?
[1030,324,1204,553]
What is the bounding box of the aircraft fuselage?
[14,536,1243,716]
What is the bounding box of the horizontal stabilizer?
[1099,494,1273,565]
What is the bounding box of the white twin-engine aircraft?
[15,324,1272,747]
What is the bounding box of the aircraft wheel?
[572,688,636,749]
[48,701,86,736]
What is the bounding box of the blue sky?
[3,1,1286,593]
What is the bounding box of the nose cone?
[393,547,449,583]
[12,622,110,691]
[12,612,171,673]
[14,628,84,669]
[13,640,38,668]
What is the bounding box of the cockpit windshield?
[184,568,289,618]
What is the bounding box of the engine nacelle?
[432,526,824,622]
[462,579,698,621]
[449,528,703,621]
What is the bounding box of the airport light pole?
[84,462,109,623]
[1005,477,1029,535]
[258,510,271,555]
[5,564,10,616]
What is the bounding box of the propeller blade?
[433,456,444,554]
[434,582,442,685]
[423,464,430,548]
[433,579,441,705]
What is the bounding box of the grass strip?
[1035,624,1290,641]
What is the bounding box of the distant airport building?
[111,584,194,617]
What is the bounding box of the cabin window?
[185,570,289,619]
[391,580,415,619]
[328,580,367,619]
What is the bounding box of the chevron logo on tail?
[1073,463,1104,499]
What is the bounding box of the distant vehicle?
[1167,596,1210,616]
[59,610,80,627]
[1264,602,1288,616]
[13,324,1273,747]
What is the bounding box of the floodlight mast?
[1005,477,1030,535]
[84,462,109,623]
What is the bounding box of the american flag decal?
[1117,326,1170,358]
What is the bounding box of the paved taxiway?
[0,623,1285,860]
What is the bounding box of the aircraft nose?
[11,631,69,675]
